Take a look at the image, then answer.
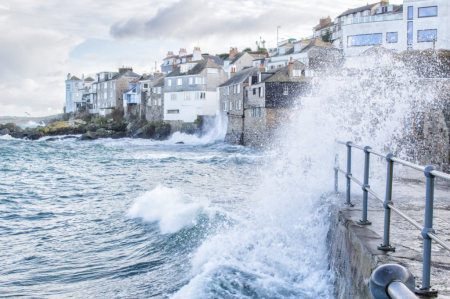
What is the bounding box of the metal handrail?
[335,141,449,296]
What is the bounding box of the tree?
[243,47,252,52]
[321,29,333,43]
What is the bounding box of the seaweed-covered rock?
[0,129,10,136]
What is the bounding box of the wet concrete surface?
[337,180,450,298]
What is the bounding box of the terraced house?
[219,67,257,144]
[163,59,228,130]
[96,67,141,116]
[146,76,165,122]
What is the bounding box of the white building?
[64,74,94,113]
[340,0,449,56]
[163,59,228,123]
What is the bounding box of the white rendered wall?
[402,0,450,51]
[164,91,217,122]
[343,19,403,56]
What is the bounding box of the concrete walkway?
[337,180,450,298]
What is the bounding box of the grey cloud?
[110,0,320,41]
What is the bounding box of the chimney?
[288,57,294,79]
[173,59,178,70]
[167,51,174,58]
[319,16,331,27]
[179,48,187,57]
[193,47,202,61]
[67,73,71,80]
[82,74,85,82]
[119,66,133,73]
[229,47,239,58]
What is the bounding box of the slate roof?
[338,3,379,17]
[227,52,246,65]
[84,77,95,81]
[69,76,81,81]
[316,21,335,31]
[111,70,141,80]
[264,61,309,83]
[166,59,221,78]
[202,55,224,66]
[220,67,257,87]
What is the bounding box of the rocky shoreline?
[0,117,171,141]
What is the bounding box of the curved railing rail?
[335,141,450,295]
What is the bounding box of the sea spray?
[126,186,204,234]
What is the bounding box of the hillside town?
[65,0,450,153]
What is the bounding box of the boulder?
[27,130,43,140]
[0,128,10,135]
[4,123,17,131]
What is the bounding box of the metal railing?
[335,141,450,295]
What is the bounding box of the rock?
[96,128,107,134]
[27,130,43,140]
[176,141,185,144]
[107,118,114,124]
[61,136,77,140]
[4,123,17,131]
[46,137,60,142]
[0,128,10,135]
[79,131,98,141]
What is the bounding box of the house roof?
[166,59,221,78]
[264,61,309,82]
[84,77,95,81]
[202,55,224,66]
[227,52,246,65]
[111,70,141,80]
[315,21,335,31]
[220,67,257,87]
[68,76,81,81]
[338,3,379,17]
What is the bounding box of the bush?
[62,114,70,121]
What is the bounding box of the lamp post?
[277,26,281,47]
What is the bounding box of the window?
[387,32,398,43]
[418,6,437,18]
[189,77,193,85]
[167,110,179,114]
[104,92,107,98]
[158,99,161,105]
[195,92,206,99]
[75,83,78,87]
[168,79,172,86]
[144,83,148,88]
[407,22,413,45]
[158,87,162,94]
[418,30,437,42]
[110,91,113,97]
[104,83,107,89]
[222,102,227,111]
[237,85,240,93]
[253,88,257,95]
[347,34,383,47]
[171,94,177,100]
[252,107,262,117]
[177,78,182,85]
[195,77,206,84]
[233,85,236,94]
[408,6,413,19]
[405,113,424,137]
[113,82,116,89]
[245,90,248,97]
[184,92,191,100]
[259,87,264,98]
[283,86,288,95]
[238,101,242,110]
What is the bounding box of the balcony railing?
[125,95,138,104]
[342,13,403,26]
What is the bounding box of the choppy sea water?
[0,133,334,299]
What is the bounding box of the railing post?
[415,166,438,295]
[378,153,396,251]
[334,154,339,194]
[346,141,352,206]
[357,146,372,225]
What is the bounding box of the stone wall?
[225,115,244,144]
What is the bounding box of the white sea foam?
[126,186,205,234]
[0,134,14,140]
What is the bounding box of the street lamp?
[277,26,281,47]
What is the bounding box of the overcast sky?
[0,0,400,117]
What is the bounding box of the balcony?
[125,94,138,104]
[343,13,403,26]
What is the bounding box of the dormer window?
[109,73,112,79]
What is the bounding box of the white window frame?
[184,92,191,100]
[189,77,193,85]
[237,85,240,93]
[171,94,177,100]
[177,78,182,85]
[168,79,172,86]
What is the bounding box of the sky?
[0,0,400,117]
